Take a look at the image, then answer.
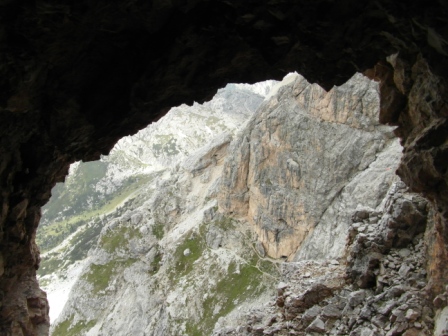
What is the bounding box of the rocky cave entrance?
[1,1,447,335]
[37,64,443,335]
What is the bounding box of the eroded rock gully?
[0,0,447,335]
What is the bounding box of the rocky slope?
[37,80,275,323]
[44,73,447,335]
[39,81,273,227]
[49,131,281,336]
[217,182,436,335]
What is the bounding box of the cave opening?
[37,68,442,335]
[1,1,447,335]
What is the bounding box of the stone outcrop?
[347,182,429,289]
[213,73,446,334]
[218,73,398,260]
[0,1,447,334]
[215,183,436,336]
[369,56,448,298]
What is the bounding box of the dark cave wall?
[368,54,448,296]
[0,1,447,334]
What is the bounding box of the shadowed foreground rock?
[0,0,447,334]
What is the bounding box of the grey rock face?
[349,290,366,308]
[221,184,435,336]
[347,182,429,289]
[212,74,439,336]
[218,72,399,260]
[306,317,326,333]
[302,305,322,324]
[205,226,224,249]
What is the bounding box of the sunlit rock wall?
[218,73,399,260]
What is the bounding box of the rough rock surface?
[218,73,397,260]
[0,1,448,333]
[214,183,436,336]
[213,72,446,335]
[370,56,448,298]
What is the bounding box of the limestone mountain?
[218,73,400,261]
[215,75,436,335]
[37,81,273,250]
[36,80,275,323]
[42,73,441,335]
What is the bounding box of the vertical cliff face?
[218,73,399,260]
[214,73,442,336]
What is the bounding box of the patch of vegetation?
[83,262,115,294]
[38,219,106,278]
[38,255,64,277]
[198,216,235,239]
[184,241,280,335]
[43,161,108,223]
[257,258,279,274]
[152,222,165,240]
[82,259,137,294]
[37,219,87,253]
[52,315,97,336]
[52,315,75,336]
[206,262,267,331]
[67,220,103,262]
[100,225,142,253]
[185,321,202,336]
[37,173,154,253]
[168,231,205,283]
[150,251,163,274]
[213,216,235,231]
